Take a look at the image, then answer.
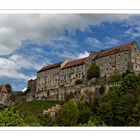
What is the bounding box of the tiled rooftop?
[94,41,136,59]
[38,62,62,73]
[62,57,87,69]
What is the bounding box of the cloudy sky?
[0,14,140,91]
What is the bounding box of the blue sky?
[0,14,140,91]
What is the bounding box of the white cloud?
[104,37,121,48]
[0,14,132,55]
[78,51,89,58]
[22,87,27,92]
[0,57,29,80]
[85,37,102,49]
[122,16,140,39]
[85,36,121,49]
[0,14,135,84]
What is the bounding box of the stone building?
[26,79,37,101]
[35,58,87,100]
[27,41,140,101]
[0,85,9,105]
[87,41,140,77]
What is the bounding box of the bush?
[56,100,79,126]
[78,104,93,124]
[79,120,96,126]
[87,63,100,80]
[38,114,55,126]
[0,108,27,126]
[108,70,122,83]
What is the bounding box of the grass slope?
[15,100,60,126]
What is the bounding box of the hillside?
[14,100,60,126]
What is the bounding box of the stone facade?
[88,41,140,77]
[27,41,140,101]
[0,85,9,105]
[27,79,36,101]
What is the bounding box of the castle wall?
[28,41,140,101]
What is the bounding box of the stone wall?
[0,92,9,105]
[31,41,140,101]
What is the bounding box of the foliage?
[37,113,56,126]
[56,100,79,126]
[79,120,96,126]
[120,73,140,94]
[122,70,133,78]
[2,73,140,126]
[108,70,122,83]
[9,93,26,106]
[92,74,140,126]
[75,79,83,85]
[78,103,93,124]
[0,108,27,126]
[87,63,100,80]
[5,83,12,92]
[15,100,59,126]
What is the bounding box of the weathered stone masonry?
[27,41,140,101]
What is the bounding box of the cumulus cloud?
[0,14,135,89]
[84,36,121,49]
[78,51,89,58]
[85,37,102,49]
[0,14,132,55]
[0,57,29,80]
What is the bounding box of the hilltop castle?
[27,41,140,101]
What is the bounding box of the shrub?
[108,70,122,83]
[56,100,79,126]
[0,108,27,126]
[38,114,55,126]
[87,63,100,80]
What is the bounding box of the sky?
[0,14,140,91]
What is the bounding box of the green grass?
[14,100,60,126]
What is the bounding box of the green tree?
[0,108,27,126]
[108,70,122,83]
[96,87,120,126]
[56,100,79,126]
[79,120,96,126]
[5,83,12,92]
[120,73,140,94]
[87,63,100,80]
[115,93,137,126]
[38,114,55,126]
[78,104,93,124]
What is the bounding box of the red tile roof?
[38,62,62,73]
[94,41,137,59]
[0,85,8,93]
[38,41,137,73]
[62,57,87,69]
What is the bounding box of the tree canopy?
[56,100,79,126]
[0,108,27,126]
[87,63,100,80]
